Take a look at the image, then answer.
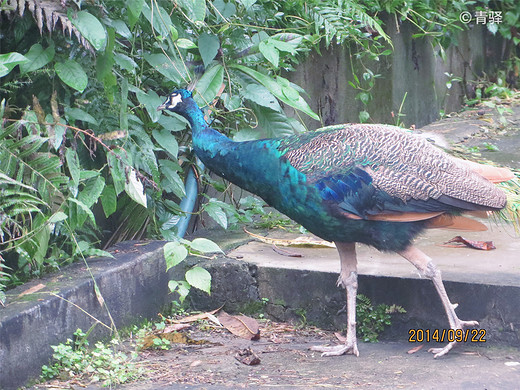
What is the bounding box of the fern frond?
[2,0,93,52]
[309,0,391,47]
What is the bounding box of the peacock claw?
[310,342,359,357]
[428,320,479,358]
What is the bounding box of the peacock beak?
[157,103,167,111]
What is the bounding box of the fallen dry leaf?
[140,331,210,350]
[218,311,260,340]
[235,347,260,365]
[407,344,424,354]
[18,283,46,297]
[445,236,496,250]
[243,227,335,248]
[163,323,191,333]
[170,306,223,323]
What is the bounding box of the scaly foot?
[428,320,479,358]
[310,341,359,357]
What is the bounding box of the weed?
[356,295,406,343]
[41,329,142,387]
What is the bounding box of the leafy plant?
[356,294,406,342]
[41,329,142,386]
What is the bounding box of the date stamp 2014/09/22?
[408,328,486,343]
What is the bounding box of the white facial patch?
[168,93,183,109]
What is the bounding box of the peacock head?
[157,89,194,114]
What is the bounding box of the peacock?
[158,88,514,358]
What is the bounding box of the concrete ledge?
[1,228,519,389]
[0,241,171,389]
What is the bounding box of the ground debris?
[444,236,496,250]
[218,311,260,340]
[235,347,261,365]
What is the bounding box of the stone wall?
[288,19,507,128]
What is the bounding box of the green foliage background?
[0,0,519,303]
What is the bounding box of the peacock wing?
[278,124,507,220]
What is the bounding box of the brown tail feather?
[454,158,515,183]
[426,214,488,231]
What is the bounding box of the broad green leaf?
[78,176,105,208]
[48,211,68,224]
[159,159,185,198]
[65,107,98,125]
[65,149,80,188]
[127,0,145,27]
[0,52,28,77]
[164,242,188,270]
[231,65,319,120]
[100,184,117,218]
[125,169,147,207]
[198,33,220,68]
[185,266,211,294]
[55,60,88,92]
[359,110,370,123]
[144,53,188,84]
[179,0,206,22]
[241,83,280,111]
[108,19,132,39]
[69,10,107,51]
[114,53,138,72]
[213,0,236,20]
[190,238,223,253]
[259,41,279,67]
[194,64,224,106]
[19,44,54,74]
[68,198,96,225]
[153,129,179,158]
[204,202,227,229]
[136,89,163,122]
[141,2,172,38]
[176,38,197,49]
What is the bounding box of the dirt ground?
[34,319,520,390]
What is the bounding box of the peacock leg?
[398,245,479,358]
[310,242,359,357]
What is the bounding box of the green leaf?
[48,211,68,224]
[164,242,188,270]
[190,238,223,253]
[259,40,279,67]
[65,107,98,125]
[198,33,220,68]
[100,184,117,218]
[78,176,105,209]
[19,44,54,74]
[136,89,163,122]
[141,2,172,38]
[125,169,147,208]
[179,0,206,22]
[159,159,186,198]
[153,129,178,158]
[65,149,80,189]
[68,198,96,225]
[204,202,227,229]
[168,280,191,302]
[194,64,224,106]
[127,0,145,27]
[144,53,188,84]
[231,65,319,120]
[55,60,88,92]
[68,10,107,51]
[359,110,370,123]
[0,52,28,77]
[176,38,198,49]
[185,266,211,294]
[241,83,280,111]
